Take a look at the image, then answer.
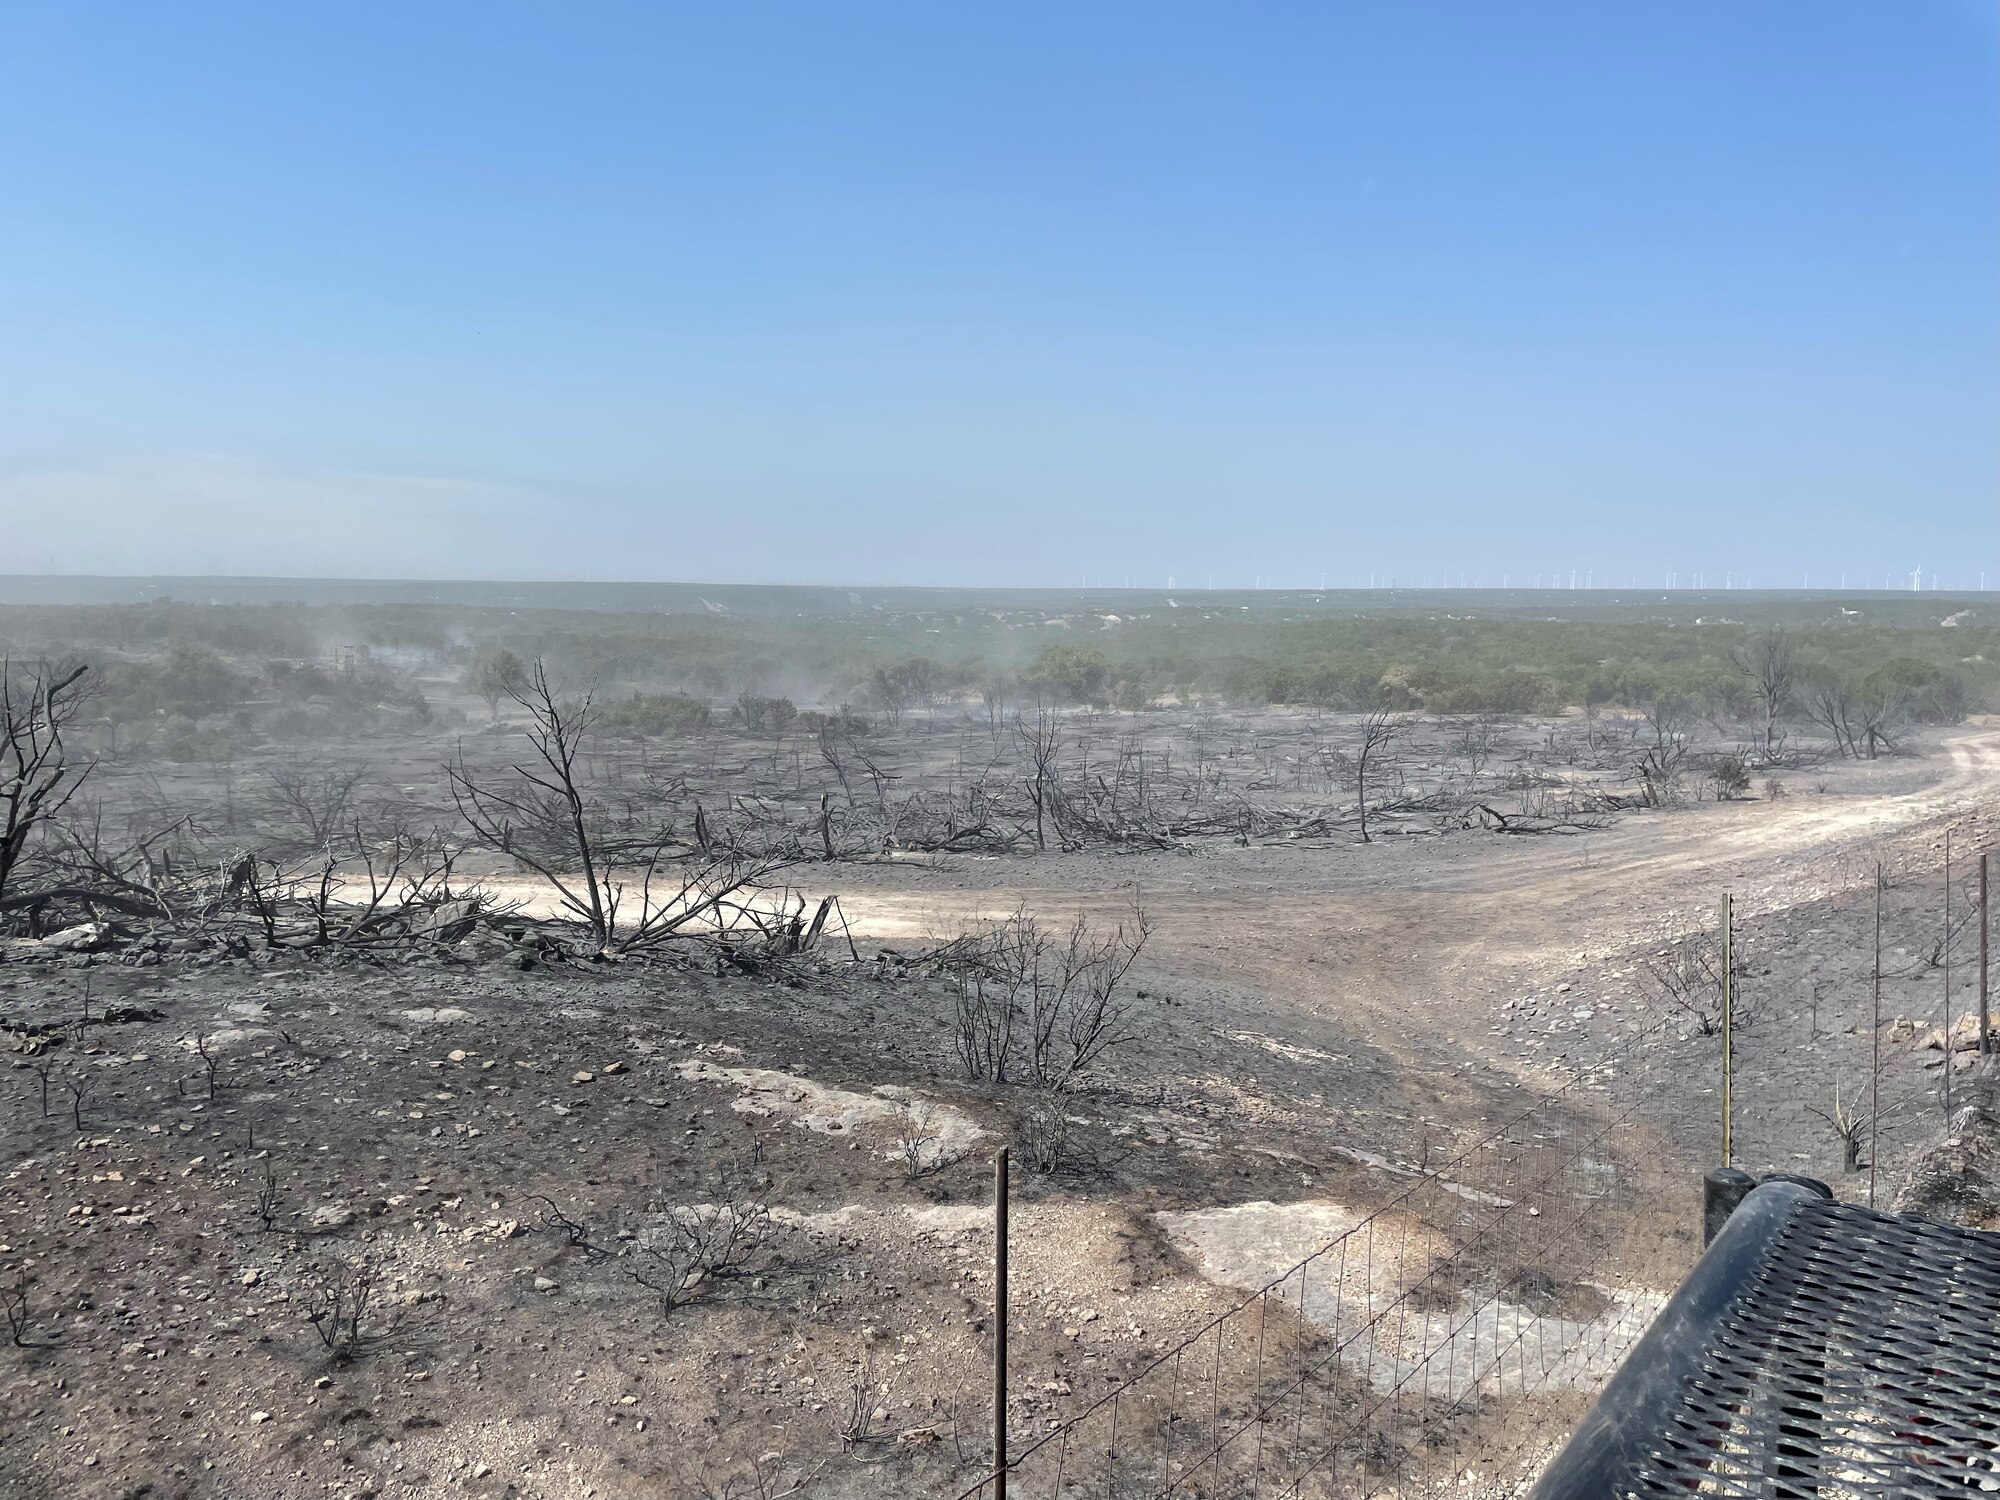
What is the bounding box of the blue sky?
[0,2,1994,587]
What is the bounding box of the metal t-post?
[1871,867,1883,1210]
[1945,830,1954,1117]
[993,1147,1009,1500]
[1982,853,1991,1058]
[1721,892,1734,1167]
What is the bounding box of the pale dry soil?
[807,723,2000,1169]
[2,725,1995,1499]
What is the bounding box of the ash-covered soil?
[4,719,1995,1499]
[0,929,1572,1500]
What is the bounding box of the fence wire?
[953,1029,1698,1500]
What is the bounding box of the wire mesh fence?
[953,1040,1698,1500]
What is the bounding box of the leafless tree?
[2,1272,32,1347]
[1640,693,1695,751]
[1629,694,1696,807]
[1641,930,1744,1035]
[846,741,901,825]
[526,1193,603,1254]
[734,693,797,736]
[950,944,1016,1081]
[448,659,795,955]
[815,791,835,860]
[1037,906,1150,1086]
[623,1170,779,1317]
[891,1101,961,1179]
[866,668,909,724]
[1855,681,1906,760]
[1454,716,1501,793]
[1581,682,1610,753]
[816,723,858,808]
[1808,1084,1892,1173]
[254,1157,283,1232]
[263,755,371,847]
[24,807,195,924]
[979,675,1014,735]
[1015,1088,1079,1175]
[0,660,93,908]
[65,1069,96,1130]
[1803,674,1860,758]
[945,902,1151,1088]
[448,661,613,942]
[681,1451,826,1500]
[189,1032,223,1099]
[303,1254,381,1360]
[1353,710,1408,844]
[1015,711,1062,852]
[284,823,481,951]
[1732,630,1799,755]
[1802,673,1903,760]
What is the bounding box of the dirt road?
[473,724,1999,1172]
[807,724,2000,1111]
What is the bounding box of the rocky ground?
[1,930,1489,1500]
[4,720,1996,1499]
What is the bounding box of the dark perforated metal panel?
[1532,1184,2000,1498]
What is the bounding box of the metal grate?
[1531,1181,2000,1497]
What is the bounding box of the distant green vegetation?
[0,636,437,762]
[1,591,1992,735]
[596,691,712,738]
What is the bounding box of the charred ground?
[2,587,1996,1498]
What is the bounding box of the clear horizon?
[1,571,1992,598]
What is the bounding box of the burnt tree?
[0,661,93,908]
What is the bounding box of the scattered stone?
[43,923,117,953]
[101,1005,167,1024]
[456,933,511,962]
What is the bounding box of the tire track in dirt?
[471,727,2000,1120]
[818,725,2000,1096]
